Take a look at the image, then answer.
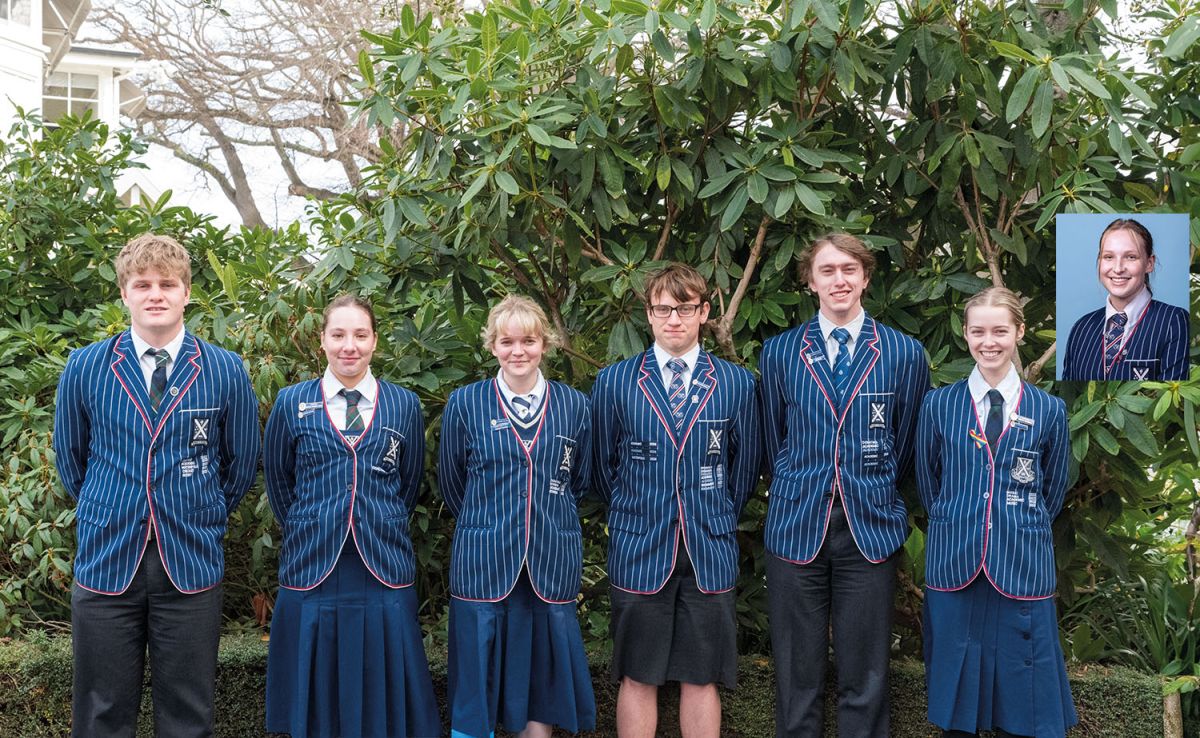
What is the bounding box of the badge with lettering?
[1010,413,1035,429]
[1011,456,1036,484]
[558,442,575,475]
[1028,492,1038,509]
[190,417,210,447]
[180,458,197,478]
[868,401,887,429]
[706,429,723,455]
[490,417,511,431]
[199,453,210,475]
[297,401,322,418]
[861,438,881,466]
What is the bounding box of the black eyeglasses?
[648,303,703,318]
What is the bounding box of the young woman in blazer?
[263,295,440,738]
[916,287,1077,738]
[1061,217,1188,381]
[439,295,595,738]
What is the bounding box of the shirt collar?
[818,309,866,343]
[653,342,701,374]
[322,366,377,403]
[968,363,1021,408]
[496,369,546,404]
[1105,285,1151,325]
[130,327,186,362]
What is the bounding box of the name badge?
[297,401,322,418]
[490,417,511,431]
[1009,413,1035,429]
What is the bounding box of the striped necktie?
[341,389,364,434]
[1103,312,1127,369]
[831,328,852,398]
[146,348,170,412]
[985,389,1004,448]
[666,358,688,429]
[511,394,534,419]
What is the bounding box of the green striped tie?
[147,348,170,411]
[342,389,364,433]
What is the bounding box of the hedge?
[0,633,1165,737]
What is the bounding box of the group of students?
[53,221,1167,738]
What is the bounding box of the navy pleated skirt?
[448,570,596,738]
[266,546,441,738]
[924,576,1077,738]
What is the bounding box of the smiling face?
[965,304,1024,384]
[808,243,868,324]
[1098,227,1154,310]
[121,268,190,346]
[647,289,710,357]
[321,305,377,387]
[490,319,545,390]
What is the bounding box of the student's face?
[1098,228,1153,308]
[490,320,545,384]
[965,305,1024,377]
[647,289,709,356]
[121,267,190,342]
[808,244,868,324]
[321,306,377,386]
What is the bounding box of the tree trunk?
[1164,692,1183,738]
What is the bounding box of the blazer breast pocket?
[1123,358,1159,381]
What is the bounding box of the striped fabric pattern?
[438,379,592,604]
[591,348,763,595]
[53,331,261,595]
[759,315,930,565]
[263,378,426,590]
[915,380,1070,599]
[1062,299,1189,380]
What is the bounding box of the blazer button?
[520,490,528,498]
[347,484,353,492]
[983,492,989,499]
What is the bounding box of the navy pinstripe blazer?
[760,315,930,564]
[53,331,260,595]
[915,379,1070,599]
[1062,300,1189,381]
[264,378,425,590]
[590,348,762,595]
[438,378,591,604]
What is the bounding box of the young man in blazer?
[54,234,260,738]
[759,234,930,738]
[592,263,762,738]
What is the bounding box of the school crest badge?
[1011,456,1036,484]
[381,436,401,467]
[558,443,574,475]
[1132,366,1149,380]
[707,429,723,455]
[190,417,210,447]
[869,401,886,429]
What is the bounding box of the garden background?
[1,0,1198,734]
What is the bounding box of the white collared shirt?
[130,327,186,388]
[1104,285,1151,350]
[818,309,865,367]
[322,367,378,430]
[968,363,1021,427]
[497,369,547,416]
[654,343,701,391]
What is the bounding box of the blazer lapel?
[636,348,681,446]
[837,316,882,414]
[110,331,154,433]
[154,334,202,434]
[676,350,718,448]
[798,319,839,417]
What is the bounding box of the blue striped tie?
[831,328,852,398]
[511,394,533,419]
[1103,312,1127,369]
[666,358,688,429]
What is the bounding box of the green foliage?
[0,634,1166,737]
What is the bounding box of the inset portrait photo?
[1056,213,1190,381]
